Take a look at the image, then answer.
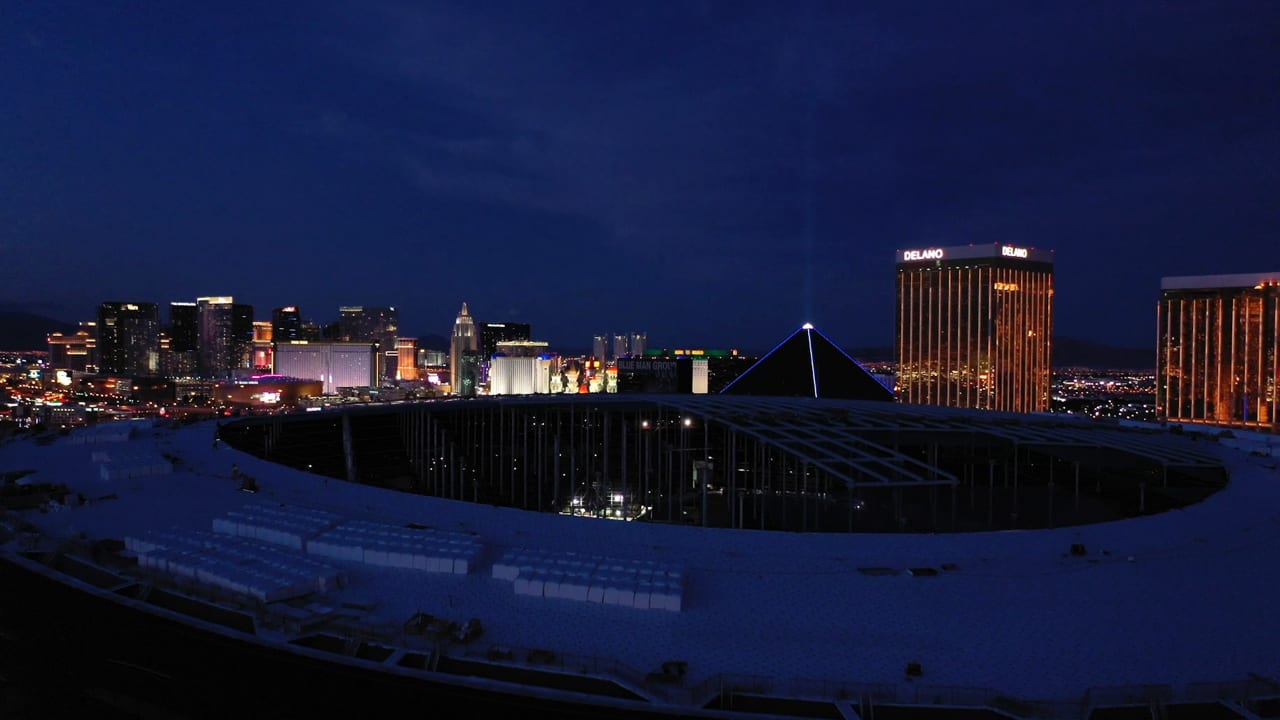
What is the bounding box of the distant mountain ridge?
[0,311,77,351]
[847,336,1154,370]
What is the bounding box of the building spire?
[451,300,478,396]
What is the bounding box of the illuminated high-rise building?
[479,322,531,362]
[272,306,303,344]
[165,302,199,377]
[612,334,630,360]
[299,320,322,341]
[252,321,274,371]
[97,301,161,377]
[895,243,1054,412]
[232,304,254,371]
[196,296,254,378]
[338,306,398,343]
[396,337,418,381]
[168,303,198,350]
[450,302,478,395]
[590,332,646,362]
[1157,273,1280,430]
[478,321,530,384]
[338,305,399,380]
[629,332,648,358]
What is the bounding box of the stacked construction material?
[305,519,482,575]
[492,548,683,612]
[209,506,483,576]
[95,449,173,481]
[126,528,343,603]
[212,505,343,551]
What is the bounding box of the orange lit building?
[253,321,274,372]
[47,324,97,373]
[896,243,1054,412]
[1157,273,1280,430]
[396,337,418,381]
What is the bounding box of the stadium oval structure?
[221,394,1229,534]
[3,395,1280,720]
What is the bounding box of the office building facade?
[1157,273,1280,430]
[896,243,1054,412]
[97,302,161,377]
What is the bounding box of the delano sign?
[902,248,944,262]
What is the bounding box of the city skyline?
[0,277,1254,363]
[4,3,1278,351]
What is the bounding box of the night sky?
[4,2,1278,353]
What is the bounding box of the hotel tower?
[895,243,1054,412]
[1157,273,1280,430]
[450,302,479,396]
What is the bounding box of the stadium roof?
[398,394,1223,490]
[5,404,1279,716]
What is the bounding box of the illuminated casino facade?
[1157,273,1280,430]
[896,243,1054,412]
[273,341,377,395]
[214,375,324,407]
[47,323,97,374]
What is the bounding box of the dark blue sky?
[4,2,1278,353]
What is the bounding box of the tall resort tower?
[895,243,1054,412]
[450,302,479,396]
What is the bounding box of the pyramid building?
[720,324,895,401]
